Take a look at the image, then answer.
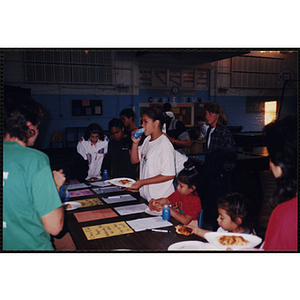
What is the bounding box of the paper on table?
[69,189,94,198]
[67,183,90,190]
[114,203,148,216]
[82,221,134,240]
[126,216,172,232]
[90,181,111,187]
[72,198,103,208]
[102,194,136,204]
[74,208,118,223]
[92,186,120,194]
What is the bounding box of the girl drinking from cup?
[149,160,202,225]
[129,106,175,201]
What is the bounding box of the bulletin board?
[71,99,103,117]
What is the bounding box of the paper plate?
[145,207,162,216]
[204,232,262,250]
[168,241,219,251]
[109,177,136,188]
[63,201,82,211]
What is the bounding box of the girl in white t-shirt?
[129,106,175,201]
[77,123,109,180]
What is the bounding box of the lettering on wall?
[147,97,201,103]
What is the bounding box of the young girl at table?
[149,160,202,225]
[129,106,175,201]
[262,115,297,251]
[106,117,136,179]
[188,192,252,238]
[77,123,109,180]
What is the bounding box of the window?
[24,50,113,84]
[231,56,285,88]
[265,101,277,125]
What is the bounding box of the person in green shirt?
[3,94,65,250]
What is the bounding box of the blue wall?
[34,90,297,149]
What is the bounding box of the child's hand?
[53,169,66,191]
[149,199,159,211]
[186,225,198,235]
[131,130,142,144]
[149,199,163,211]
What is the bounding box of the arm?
[163,133,192,148]
[170,208,193,225]
[77,138,87,160]
[150,197,194,224]
[174,137,192,148]
[41,206,64,236]
[130,133,141,164]
[187,225,212,239]
[52,169,66,192]
[128,174,174,191]
[149,197,169,211]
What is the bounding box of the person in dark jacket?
[201,101,237,230]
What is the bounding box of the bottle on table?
[162,204,170,221]
[103,169,109,181]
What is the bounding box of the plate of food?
[175,224,193,236]
[109,177,136,188]
[86,176,102,182]
[168,241,220,251]
[63,201,82,211]
[145,207,162,216]
[204,232,262,250]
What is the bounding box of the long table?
[65,183,207,251]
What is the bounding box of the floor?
[43,146,276,249]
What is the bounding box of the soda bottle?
[133,127,145,139]
[103,169,109,181]
[162,204,170,221]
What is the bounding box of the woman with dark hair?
[129,106,175,201]
[3,94,65,250]
[201,101,237,230]
[77,123,109,180]
[262,115,297,251]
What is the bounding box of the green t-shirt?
[3,141,63,250]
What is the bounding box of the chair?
[198,209,204,228]
[50,131,64,148]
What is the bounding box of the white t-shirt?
[138,134,175,201]
[174,150,188,175]
[217,227,228,233]
[77,135,109,179]
[207,127,215,148]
